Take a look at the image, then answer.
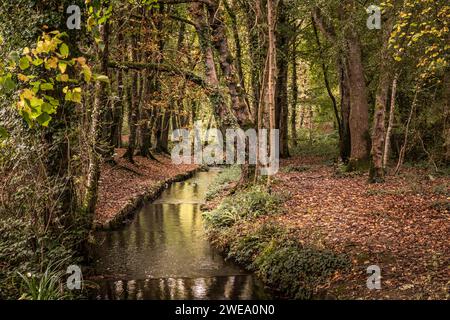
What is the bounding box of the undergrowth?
[204,185,283,228]
[205,166,241,200]
[203,174,350,299]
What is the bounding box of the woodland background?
[0,0,448,299]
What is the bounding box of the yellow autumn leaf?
[58,62,67,74]
[74,57,86,66]
[18,73,29,82]
[45,57,59,69]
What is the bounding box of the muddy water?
[92,169,271,300]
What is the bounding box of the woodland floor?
[268,156,449,299]
[93,149,449,299]
[94,148,197,226]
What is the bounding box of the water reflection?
[92,171,271,300]
[94,275,269,300]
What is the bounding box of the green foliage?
[0,214,84,299]
[0,218,35,299]
[204,185,283,228]
[86,0,113,31]
[291,130,339,160]
[205,166,241,200]
[0,0,89,301]
[17,260,70,300]
[254,239,349,299]
[281,164,311,173]
[227,224,285,267]
[0,31,94,127]
[210,220,350,299]
[0,125,8,139]
[386,0,449,78]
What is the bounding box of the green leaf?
[2,74,16,92]
[72,92,82,103]
[19,109,32,127]
[41,102,56,115]
[43,95,60,107]
[36,113,52,126]
[31,58,44,66]
[64,90,73,102]
[19,56,30,70]
[0,126,8,139]
[40,83,54,91]
[94,74,109,83]
[59,43,69,58]
[56,74,70,82]
[30,81,41,94]
[58,62,67,74]
[30,97,44,108]
[8,51,20,63]
[81,65,92,82]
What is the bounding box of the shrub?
[17,259,70,300]
[226,224,284,267]
[254,239,349,299]
[0,218,35,299]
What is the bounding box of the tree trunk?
[383,75,398,169]
[123,35,138,163]
[339,58,352,163]
[111,68,124,148]
[156,110,171,154]
[243,0,264,124]
[346,29,370,166]
[189,2,230,130]
[206,0,252,128]
[266,0,277,186]
[275,0,290,158]
[370,18,394,183]
[224,0,248,107]
[291,36,298,148]
[84,20,110,218]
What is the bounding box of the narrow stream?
[91,169,271,300]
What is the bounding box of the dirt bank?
[93,149,198,229]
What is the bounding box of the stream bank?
[93,149,200,230]
[201,167,350,300]
[90,169,272,300]
[202,157,450,300]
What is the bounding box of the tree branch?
[108,61,209,89]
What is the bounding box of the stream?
[91,169,271,300]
